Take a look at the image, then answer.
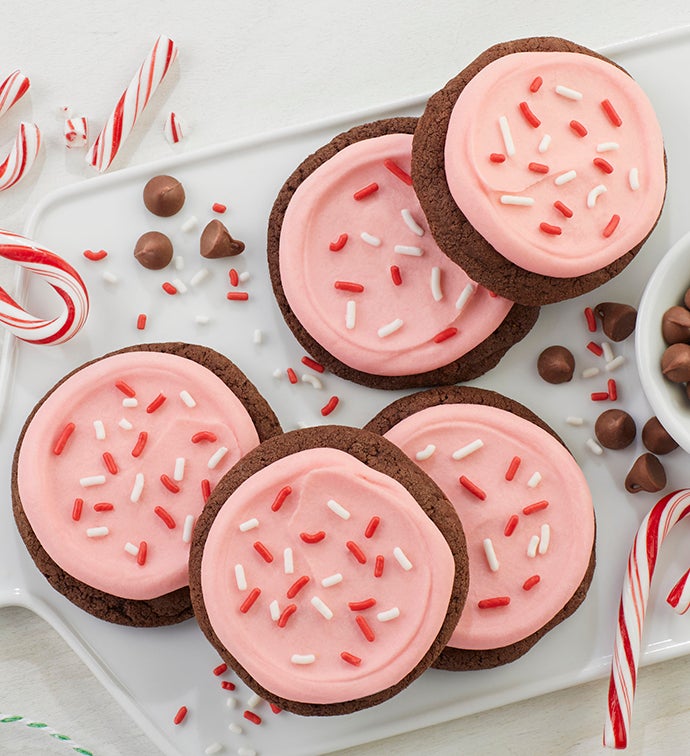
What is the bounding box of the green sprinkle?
[73,748,94,755]
[1,716,23,723]
[52,733,71,741]
[27,722,48,728]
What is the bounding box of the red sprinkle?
[591,391,609,401]
[459,475,486,501]
[93,502,114,512]
[539,222,562,235]
[269,703,282,714]
[584,307,597,332]
[102,452,118,475]
[286,575,310,599]
[201,479,211,502]
[162,281,177,295]
[364,516,380,539]
[329,233,348,252]
[226,291,249,301]
[136,313,147,330]
[301,356,325,373]
[160,474,180,493]
[349,598,376,611]
[519,101,541,128]
[300,530,326,544]
[286,367,298,384]
[243,711,262,726]
[553,200,573,218]
[505,456,521,481]
[390,265,403,286]
[523,500,549,515]
[146,393,167,413]
[587,341,604,357]
[601,99,622,127]
[569,120,588,137]
[523,575,541,591]
[115,380,136,397]
[53,422,76,455]
[504,514,519,537]
[478,596,511,609]
[131,431,148,458]
[83,249,108,261]
[154,506,176,529]
[253,541,274,563]
[334,280,365,293]
[321,396,339,416]
[212,202,227,213]
[528,161,549,174]
[341,652,362,666]
[529,75,543,93]
[221,681,236,691]
[374,555,384,578]
[356,615,375,642]
[383,158,412,185]
[277,603,297,627]
[213,663,228,676]
[271,485,292,512]
[137,540,147,566]
[433,327,458,343]
[608,378,618,401]
[173,706,188,725]
[347,540,367,564]
[353,182,379,200]
[593,157,614,174]
[603,214,621,238]
[191,431,217,443]
[229,268,239,287]
[489,153,506,163]
[240,588,261,614]
[72,498,83,521]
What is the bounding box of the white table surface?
[3,2,690,754]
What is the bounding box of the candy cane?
[0,122,41,192]
[666,567,690,615]
[86,35,178,172]
[0,69,30,120]
[604,489,690,749]
[0,229,89,345]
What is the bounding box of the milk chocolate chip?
[143,175,185,217]
[661,343,690,383]
[537,345,575,384]
[133,231,173,270]
[625,453,666,494]
[642,416,678,455]
[594,409,636,450]
[200,220,245,258]
[595,302,637,342]
[662,305,690,345]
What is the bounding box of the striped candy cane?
[0,229,89,344]
[666,567,690,614]
[0,69,30,120]
[0,122,41,192]
[604,489,690,749]
[86,35,178,172]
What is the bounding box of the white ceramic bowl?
[637,229,690,452]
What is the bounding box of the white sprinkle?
[321,573,343,587]
[602,342,615,363]
[597,142,619,152]
[226,696,237,709]
[181,215,198,232]
[87,526,109,538]
[180,390,196,408]
[345,299,356,330]
[93,420,106,440]
[204,743,223,755]
[102,270,118,284]
[238,748,256,756]
[173,457,186,481]
[430,266,443,301]
[415,444,436,461]
[629,167,640,191]
[586,437,604,456]
[555,170,577,185]
[247,693,262,709]
[377,607,400,622]
[378,318,403,338]
[269,599,280,621]
[130,473,144,503]
[124,542,139,556]
[190,268,210,287]
[239,518,259,532]
[606,355,626,372]
[539,523,551,555]
[526,535,540,558]
[291,654,316,665]
[302,373,323,389]
[227,722,242,734]
[253,329,263,344]
[582,367,600,379]
[122,397,137,408]
[118,418,133,430]
[498,115,515,157]
[455,282,476,314]
[566,416,585,426]
[452,439,483,460]
[239,271,250,283]
[361,232,381,247]
[483,538,500,572]
[272,368,283,379]
[327,499,350,520]
[174,255,185,271]
[195,314,210,324]
[208,446,229,469]
[401,208,424,236]
[527,472,542,488]
[555,84,583,100]
[538,134,552,153]
[394,244,423,257]
[311,596,334,620]
[587,184,607,208]
[393,546,413,571]
[182,514,194,543]
[284,547,294,574]
[499,195,535,206]
[80,475,106,487]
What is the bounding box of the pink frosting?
[384,403,594,650]
[17,351,261,600]
[200,447,456,704]
[279,132,512,376]
[444,51,665,277]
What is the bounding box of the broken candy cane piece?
[0,122,41,192]
[164,112,185,144]
[64,117,88,149]
[0,69,30,120]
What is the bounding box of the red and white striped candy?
[163,111,184,144]
[64,117,88,149]
[0,69,30,120]
[0,122,41,192]
[0,229,89,344]
[666,567,690,615]
[604,489,690,749]
[86,35,178,172]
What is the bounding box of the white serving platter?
[2,26,690,756]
